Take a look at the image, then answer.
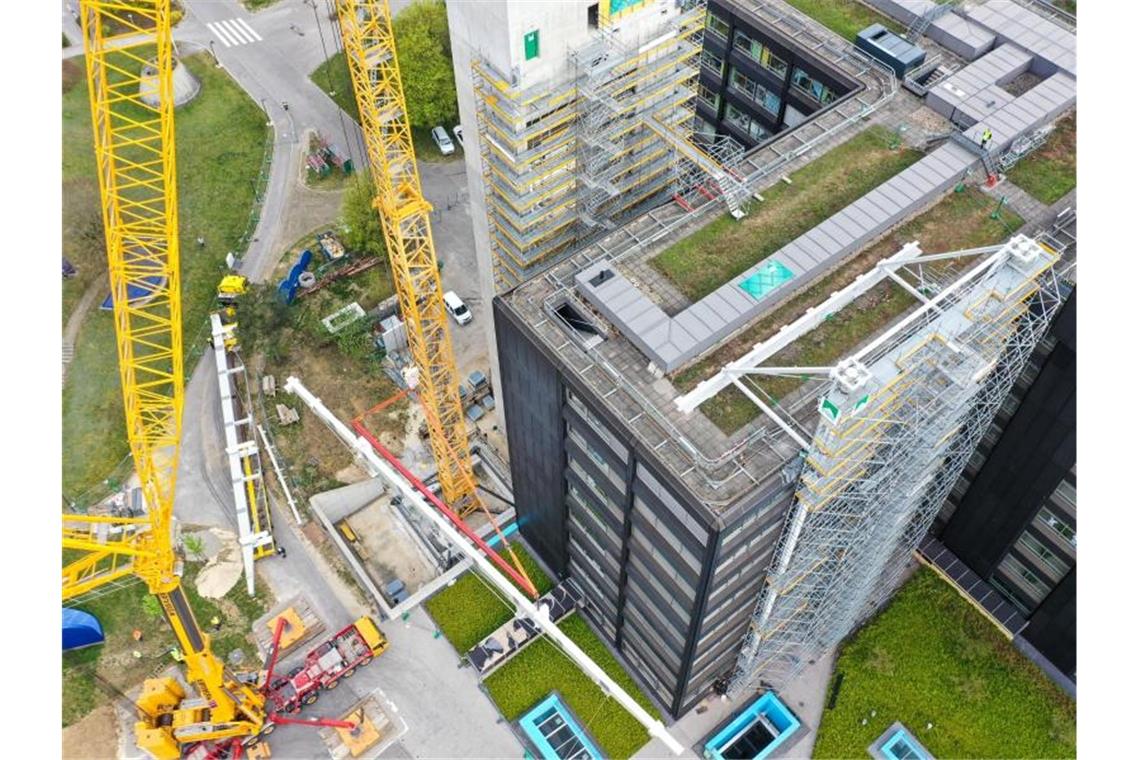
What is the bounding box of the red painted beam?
[351,419,539,598]
[261,616,289,694]
[268,713,357,730]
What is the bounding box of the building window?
[1052,479,1077,511]
[701,49,725,77]
[697,82,720,110]
[1017,533,1068,577]
[588,3,599,29]
[1038,507,1076,548]
[524,29,540,60]
[724,103,769,142]
[1001,556,1051,601]
[731,31,787,78]
[728,67,781,115]
[706,12,730,40]
[791,67,836,105]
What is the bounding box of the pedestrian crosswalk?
[206,17,263,48]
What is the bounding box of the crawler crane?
[62,3,268,757]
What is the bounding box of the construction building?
[482,0,1076,719]
[448,0,709,296]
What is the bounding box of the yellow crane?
[333,0,532,588]
[62,3,266,756]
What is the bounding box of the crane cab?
[353,616,389,656]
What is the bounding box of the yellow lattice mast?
[334,0,535,590]
[63,3,264,756]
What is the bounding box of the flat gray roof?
[574,141,975,373]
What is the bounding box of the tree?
[393,0,458,128]
[341,172,386,259]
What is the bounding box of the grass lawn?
[242,0,280,10]
[63,560,274,727]
[1006,113,1076,204]
[424,545,554,653]
[679,187,1023,433]
[814,568,1075,758]
[62,53,270,498]
[651,126,921,302]
[424,545,659,758]
[309,51,460,163]
[783,0,904,39]
[485,614,661,760]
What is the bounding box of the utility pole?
[307,0,336,96]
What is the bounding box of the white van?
[431,126,455,156]
[443,291,472,325]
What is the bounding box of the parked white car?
[431,125,455,155]
[443,290,472,325]
[452,125,464,149]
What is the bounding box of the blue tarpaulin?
[62,608,105,651]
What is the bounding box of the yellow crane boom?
[334,1,481,516]
[63,3,265,756]
[334,1,535,593]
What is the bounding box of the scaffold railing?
[723,235,1067,693]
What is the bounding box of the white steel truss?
[676,235,1068,693]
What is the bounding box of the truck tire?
[343,667,356,679]
[259,723,276,737]
[325,679,340,691]
[303,692,319,706]
[360,656,373,668]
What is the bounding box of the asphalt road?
[64,2,515,757]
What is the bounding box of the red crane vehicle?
[262,616,388,718]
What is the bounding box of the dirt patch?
[345,500,438,593]
[63,703,119,760]
[62,59,85,93]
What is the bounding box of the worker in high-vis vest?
[980,127,993,150]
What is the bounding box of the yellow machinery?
[334,1,481,518]
[334,0,533,589]
[217,274,249,304]
[62,2,267,756]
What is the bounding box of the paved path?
[62,278,102,385]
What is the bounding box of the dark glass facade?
[938,288,1076,679]
[494,296,797,718]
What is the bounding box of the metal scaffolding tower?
[680,235,1068,693]
[469,0,743,288]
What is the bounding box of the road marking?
[234,18,263,42]
[206,18,262,48]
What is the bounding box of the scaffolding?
[470,0,736,290]
[682,235,1071,693]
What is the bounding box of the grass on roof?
[651,126,921,303]
[424,543,554,654]
[424,546,659,759]
[782,0,904,39]
[677,186,1024,434]
[484,614,660,760]
[814,567,1075,758]
[1006,113,1076,204]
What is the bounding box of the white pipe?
[676,242,925,414]
[257,424,303,525]
[730,378,811,450]
[211,313,262,596]
[283,376,686,755]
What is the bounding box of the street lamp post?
[308,0,336,96]
[209,39,219,67]
[261,98,273,127]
